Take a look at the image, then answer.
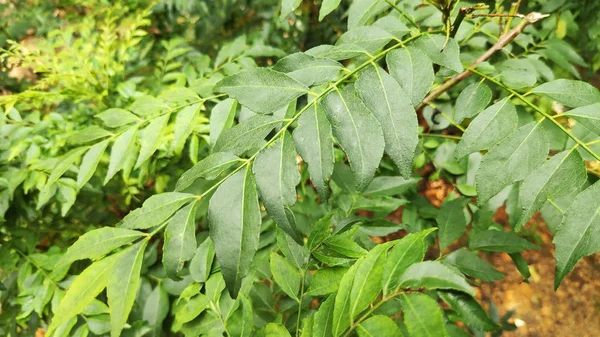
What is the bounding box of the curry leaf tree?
[2,0,600,336]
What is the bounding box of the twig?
[417,12,549,111]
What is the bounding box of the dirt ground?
[480,215,600,337]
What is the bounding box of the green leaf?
[105,127,137,184]
[437,197,469,251]
[254,131,302,243]
[469,230,539,253]
[336,26,393,55]
[57,227,145,268]
[143,283,170,335]
[443,249,505,282]
[120,192,196,229]
[564,103,600,136]
[454,82,492,123]
[77,139,109,189]
[277,228,309,268]
[107,240,148,337]
[307,267,347,296]
[356,65,418,178]
[293,104,335,200]
[319,0,342,20]
[414,35,463,73]
[554,181,600,289]
[383,229,436,295]
[213,115,281,156]
[174,293,210,325]
[176,152,241,191]
[171,103,201,154]
[308,213,334,251]
[455,98,518,158]
[387,46,434,107]
[313,295,335,337]
[364,176,418,196]
[400,293,448,337]
[531,79,600,107]
[322,86,385,191]
[70,126,112,144]
[280,0,302,20]
[47,252,120,335]
[438,291,499,331]
[163,200,199,279]
[214,68,309,114]
[269,252,302,301]
[476,122,549,204]
[227,295,253,337]
[96,108,140,128]
[324,234,368,258]
[265,323,292,337]
[274,52,344,87]
[47,147,87,187]
[509,252,531,280]
[357,315,403,337]
[190,237,215,283]
[399,261,475,296]
[374,16,409,39]
[210,99,238,146]
[135,114,169,168]
[332,243,390,336]
[516,149,586,230]
[209,168,261,297]
[348,0,389,30]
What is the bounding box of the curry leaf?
[356,65,418,178]
[214,68,309,114]
[208,168,261,297]
[253,131,302,243]
[387,46,434,107]
[163,200,200,279]
[322,86,385,191]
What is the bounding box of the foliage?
[2,0,600,336]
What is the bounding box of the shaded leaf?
[516,149,586,230]
[190,238,215,283]
[208,168,261,297]
[532,79,600,107]
[273,53,344,87]
[469,230,539,253]
[564,102,600,136]
[322,86,385,191]
[163,200,200,279]
[107,241,148,337]
[476,122,549,203]
[439,291,499,331]
[437,197,469,251]
[77,139,109,189]
[413,35,463,73]
[135,114,169,168]
[400,293,448,337]
[120,192,196,229]
[387,46,434,107]
[293,104,335,200]
[210,99,238,146]
[357,315,403,337]
[176,152,241,191]
[554,180,600,288]
[105,127,137,184]
[254,131,302,243]
[356,65,418,178]
[455,98,518,159]
[213,115,281,156]
[96,108,140,128]
[171,103,200,154]
[270,252,302,301]
[454,82,492,123]
[307,267,347,296]
[399,261,475,296]
[443,249,505,282]
[214,68,309,114]
[383,229,436,295]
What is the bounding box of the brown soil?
[479,215,600,337]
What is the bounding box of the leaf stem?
[467,67,600,161]
[384,0,419,28]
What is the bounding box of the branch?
[417,12,549,111]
